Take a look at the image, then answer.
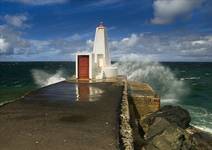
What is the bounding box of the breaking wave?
[31,69,66,87]
[114,54,188,101]
[183,105,212,134]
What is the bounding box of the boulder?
[140,105,191,132]
[158,105,191,129]
[140,105,196,150]
[144,117,172,140]
[191,132,212,150]
[141,117,195,150]
[145,125,195,150]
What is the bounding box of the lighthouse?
[75,23,117,80]
[93,22,111,67]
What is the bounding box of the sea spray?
[31,69,66,87]
[114,54,188,102]
[114,55,212,134]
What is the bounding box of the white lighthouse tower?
[93,22,111,67]
[76,22,117,80]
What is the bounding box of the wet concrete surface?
[0,81,123,150]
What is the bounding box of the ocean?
[0,61,212,134]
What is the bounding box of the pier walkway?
[0,81,123,150]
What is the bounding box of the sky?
[0,0,212,61]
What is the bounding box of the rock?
[140,105,191,132]
[144,117,172,140]
[191,132,212,150]
[139,105,196,150]
[142,143,159,150]
[159,105,191,129]
[144,125,195,150]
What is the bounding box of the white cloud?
[120,34,140,47]
[151,0,203,24]
[0,38,10,53]
[0,23,31,56]
[5,0,68,5]
[1,26,212,61]
[86,39,94,49]
[1,14,212,62]
[107,33,212,61]
[192,40,206,45]
[0,18,92,60]
[4,15,28,28]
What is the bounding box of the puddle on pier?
[23,81,104,104]
[75,83,103,102]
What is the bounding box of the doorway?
[78,55,89,80]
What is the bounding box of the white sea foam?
[31,69,65,87]
[161,98,179,103]
[205,73,211,76]
[114,54,188,100]
[180,77,200,81]
[192,125,212,134]
[182,105,212,134]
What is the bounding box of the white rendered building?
[76,23,117,80]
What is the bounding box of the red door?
[78,55,89,79]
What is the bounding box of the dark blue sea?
[0,61,211,133]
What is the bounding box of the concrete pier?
[0,81,123,150]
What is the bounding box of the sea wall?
[127,81,160,117]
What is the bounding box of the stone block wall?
[128,81,160,117]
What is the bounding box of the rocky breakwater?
[141,105,212,150]
[141,105,192,150]
[128,81,212,150]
